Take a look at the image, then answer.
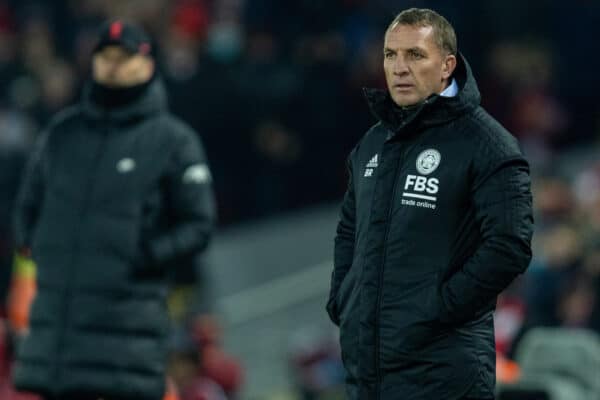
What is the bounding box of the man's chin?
[95,79,136,88]
[95,78,120,87]
[391,96,420,108]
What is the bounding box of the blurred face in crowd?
[383,23,456,107]
[92,45,154,87]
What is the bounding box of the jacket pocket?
[379,269,443,363]
[338,278,361,381]
[336,270,354,311]
[337,260,365,322]
[326,264,358,326]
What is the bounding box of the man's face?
[92,45,154,87]
[383,24,456,107]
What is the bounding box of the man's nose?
[106,62,120,75]
[393,57,409,75]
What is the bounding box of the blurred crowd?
[1,0,599,221]
[1,0,600,398]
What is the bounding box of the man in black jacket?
[326,8,533,400]
[12,20,216,400]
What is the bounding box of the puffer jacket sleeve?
[327,150,357,326]
[13,132,48,250]
[439,139,533,324]
[146,122,217,265]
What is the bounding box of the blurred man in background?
[327,8,533,400]
[11,19,216,400]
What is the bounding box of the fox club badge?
[416,149,441,175]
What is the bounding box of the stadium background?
[0,0,599,399]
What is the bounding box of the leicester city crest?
[416,149,441,175]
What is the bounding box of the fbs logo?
[404,174,439,195]
[401,174,439,210]
[364,154,378,177]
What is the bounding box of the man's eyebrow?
[406,46,427,53]
[384,46,428,54]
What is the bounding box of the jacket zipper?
[373,148,403,398]
[55,119,108,385]
[373,102,428,397]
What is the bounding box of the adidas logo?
[364,154,379,177]
[367,154,378,168]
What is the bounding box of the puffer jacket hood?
[81,78,168,122]
[363,53,481,136]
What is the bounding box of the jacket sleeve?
[13,133,48,251]
[439,152,533,324]
[327,151,356,325]
[146,125,217,265]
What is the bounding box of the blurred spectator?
[191,315,243,398]
[0,0,597,226]
[481,41,570,169]
[288,328,344,400]
[167,315,243,400]
[168,351,228,400]
[10,19,216,400]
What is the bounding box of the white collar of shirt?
[439,78,459,98]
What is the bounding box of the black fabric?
[327,54,533,400]
[461,398,496,400]
[89,73,155,109]
[12,78,216,400]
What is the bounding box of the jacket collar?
[364,53,481,138]
[81,78,168,122]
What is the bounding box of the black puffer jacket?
[13,79,216,400]
[327,55,533,400]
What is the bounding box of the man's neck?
[90,75,154,109]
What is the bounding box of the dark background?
[1,1,599,398]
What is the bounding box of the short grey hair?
[387,8,457,56]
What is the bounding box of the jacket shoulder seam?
[464,108,520,159]
[47,106,83,132]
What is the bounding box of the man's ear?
[142,57,155,80]
[442,54,457,80]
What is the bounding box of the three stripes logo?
[364,154,378,177]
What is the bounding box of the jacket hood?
[82,78,168,121]
[364,52,481,135]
